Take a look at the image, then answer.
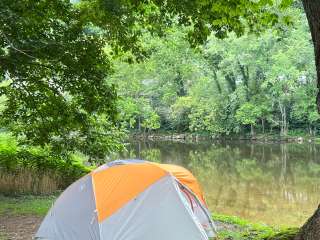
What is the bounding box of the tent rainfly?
[36,159,217,240]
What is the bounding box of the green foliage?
[82,0,292,49]
[236,103,262,126]
[111,7,317,137]
[170,96,193,131]
[0,133,90,188]
[292,84,320,132]
[141,110,161,131]
[188,99,232,135]
[0,0,123,161]
[0,132,18,154]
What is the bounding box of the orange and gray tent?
[36,160,216,240]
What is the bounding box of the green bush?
[0,132,91,194]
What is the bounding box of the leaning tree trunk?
[295,2,320,239]
[294,206,320,240]
[302,0,320,113]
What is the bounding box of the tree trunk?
[279,103,288,136]
[296,3,320,239]
[175,71,186,96]
[262,118,265,134]
[138,116,141,132]
[309,124,312,136]
[295,206,320,240]
[250,124,255,137]
[213,71,222,94]
[225,72,237,92]
[238,60,250,100]
[283,107,288,136]
[302,0,320,113]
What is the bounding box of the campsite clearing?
[0,195,298,240]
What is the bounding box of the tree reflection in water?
[110,140,320,227]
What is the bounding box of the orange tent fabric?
[93,162,207,222]
[151,163,207,206]
[93,163,167,222]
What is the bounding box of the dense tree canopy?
[0,0,122,160]
[111,8,317,137]
[80,0,293,47]
[0,0,293,160]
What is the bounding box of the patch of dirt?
[0,215,42,240]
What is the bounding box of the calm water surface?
[111,139,320,227]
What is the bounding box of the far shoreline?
[130,132,320,144]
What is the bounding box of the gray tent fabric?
[179,185,216,237]
[36,175,100,240]
[99,175,208,240]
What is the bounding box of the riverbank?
[131,132,320,144]
[0,195,299,240]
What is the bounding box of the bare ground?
[0,215,42,240]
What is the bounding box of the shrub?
[0,133,91,195]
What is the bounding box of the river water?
[110,139,320,227]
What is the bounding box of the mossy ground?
[0,195,299,240]
[213,214,299,240]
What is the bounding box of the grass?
[0,194,56,216]
[213,214,299,240]
[0,195,299,240]
[0,170,61,195]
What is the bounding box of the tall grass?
[0,169,60,195]
[0,132,90,195]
